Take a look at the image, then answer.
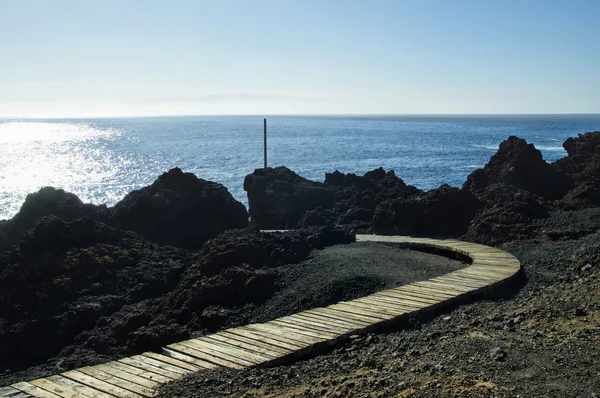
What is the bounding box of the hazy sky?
[1,0,599,117]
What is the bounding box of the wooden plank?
[141,352,202,372]
[76,368,155,397]
[46,376,114,398]
[0,386,30,398]
[204,334,282,359]
[311,307,382,327]
[326,304,391,322]
[216,331,294,356]
[281,314,354,333]
[179,339,262,366]
[244,324,323,346]
[104,362,173,384]
[305,308,372,327]
[221,328,303,352]
[413,281,472,294]
[62,370,144,398]
[194,336,277,363]
[118,357,186,379]
[11,383,63,398]
[379,288,447,303]
[166,343,244,369]
[273,316,350,334]
[267,320,340,339]
[161,348,222,370]
[354,296,424,313]
[296,312,368,330]
[91,365,159,389]
[434,275,489,289]
[336,300,407,317]
[392,284,457,299]
[367,292,440,307]
[29,379,89,398]
[128,355,191,376]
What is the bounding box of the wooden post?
[263,118,267,168]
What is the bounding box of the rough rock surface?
[555,131,600,209]
[244,167,419,230]
[110,168,249,249]
[0,219,354,378]
[0,187,108,252]
[0,168,249,253]
[463,136,572,200]
[373,185,480,236]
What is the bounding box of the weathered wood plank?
[128,355,191,376]
[61,371,142,398]
[166,343,244,369]
[161,348,222,370]
[296,312,368,330]
[268,320,341,339]
[91,364,159,389]
[281,314,354,333]
[29,378,90,398]
[76,368,156,397]
[104,362,173,384]
[118,357,187,379]
[221,329,304,352]
[0,386,30,398]
[244,324,323,346]
[46,376,115,398]
[215,331,293,356]
[180,339,263,366]
[204,334,282,359]
[305,308,373,327]
[141,352,202,372]
[11,382,63,398]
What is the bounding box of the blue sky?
[0,0,599,116]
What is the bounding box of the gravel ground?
[158,209,600,398]
[244,242,466,324]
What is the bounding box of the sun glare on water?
[0,122,125,220]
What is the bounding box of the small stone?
[490,347,507,361]
[574,308,587,316]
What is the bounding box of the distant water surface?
[1,114,599,220]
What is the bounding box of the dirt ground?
[158,209,600,398]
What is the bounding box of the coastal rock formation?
[110,168,248,249]
[244,166,419,230]
[0,217,354,374]
[555,131,600,208]
[463,183,549,245]
[0,168,249,253]
[463,136,572,200]
[372,185,481,236]
[243,167,336,229]
[0,187,108,252]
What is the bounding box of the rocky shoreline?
[1,131,599,397]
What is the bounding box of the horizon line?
[1,112,600,120]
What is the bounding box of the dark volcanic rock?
[463,136,572,200]
[463,183,549,245]
[555,131,600,209]
[244,167,419,230]
[110,168,248,249]
[0,216,354,375]
[244,167,336,229]
[372,185,481,236]
[0,187,108,252]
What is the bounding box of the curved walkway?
[1,235,521,398]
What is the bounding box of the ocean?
[1,114,599,220]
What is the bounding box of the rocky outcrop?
[0,168,248,253]
[0,187,108,252]
[0,215,354,374]
[462,183,549,245]
[463,136,572,200]
[243,167,336,229]
[555,131,600,209]
[244,167,419,230]
[373,185,481,236]
[110,168,248,249]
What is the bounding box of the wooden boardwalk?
[1,235,520,398]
